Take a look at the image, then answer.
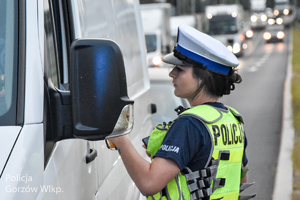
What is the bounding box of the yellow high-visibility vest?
[146,104,245,200]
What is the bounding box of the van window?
[145,34,157,53]
[0,0,18,125]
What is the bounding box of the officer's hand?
[105,134,128,150]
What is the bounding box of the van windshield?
[208,15,238,35]
[275,2,288,6]
[0,0,18,125]
[145,34,157,53]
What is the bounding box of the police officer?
[109,25,255,200]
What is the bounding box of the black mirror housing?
[70,39,134,140]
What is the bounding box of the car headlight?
[263,32,271,40]
[232,43,241,54]
[268,18,276,25]
[251,15,257,22]
[152,56,162,66]
[246,30,254,38]
[283,9,289,15]
[207,13,212,19]
[276,18,283,25]
[274,10,279,16]
[261,14,267,22]
[277,31,285,39]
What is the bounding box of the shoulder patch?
[226,105,244,124]
[180,105,222,123]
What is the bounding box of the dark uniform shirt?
[154,102,248,172]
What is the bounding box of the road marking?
[248,44,274,72]
[246,29,265,56]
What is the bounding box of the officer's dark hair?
[192,65,242,98]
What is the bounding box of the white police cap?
[163,25,239,75]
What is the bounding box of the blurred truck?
[250,0,268,29]
[273,0,297,26]
[205,4,246,57]
[0,0,154,199]
[170,15,202,46]
[140,3,172,67]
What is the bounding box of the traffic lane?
[222,28,290,200]
[243,28,266,59]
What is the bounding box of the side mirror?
[70,39,134,140]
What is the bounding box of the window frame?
[0,0,23,126]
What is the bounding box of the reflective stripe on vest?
[146,174,186,200]
[147,105,244,200]
[147,123,188,200]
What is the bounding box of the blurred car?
[245,29,254,39]
[148,68,190,126]
[244,23,254,39]
[273,0,296,27]
[250,10,268,29]
[265,7,274,18]
[263,19,285,43]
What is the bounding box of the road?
[222,27,291,199]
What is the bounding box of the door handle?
[86,148,97,164]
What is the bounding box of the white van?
[0,0,153,199]
[140,3,172,68]
[170,15,197,44]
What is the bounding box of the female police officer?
[109,25,255,200]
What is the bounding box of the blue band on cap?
[176,45,231,75]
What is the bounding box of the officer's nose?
[169,66,177,78]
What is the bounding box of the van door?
[39,0,98,199]
[68,0,153,199]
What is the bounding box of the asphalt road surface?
[222,26,291,199]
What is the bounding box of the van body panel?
[37,140,98,200]
[0,124,44,200]
[67,3,153,198]
[0,126,21,175]
[68,0,153,196]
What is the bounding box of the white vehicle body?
[148,68,190,126]
[250,0,268,29]
[0,0,153,199]
[273,0,296,26]
[205,4,246,57]
[170,15,198,46]
[140,3,172,68]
